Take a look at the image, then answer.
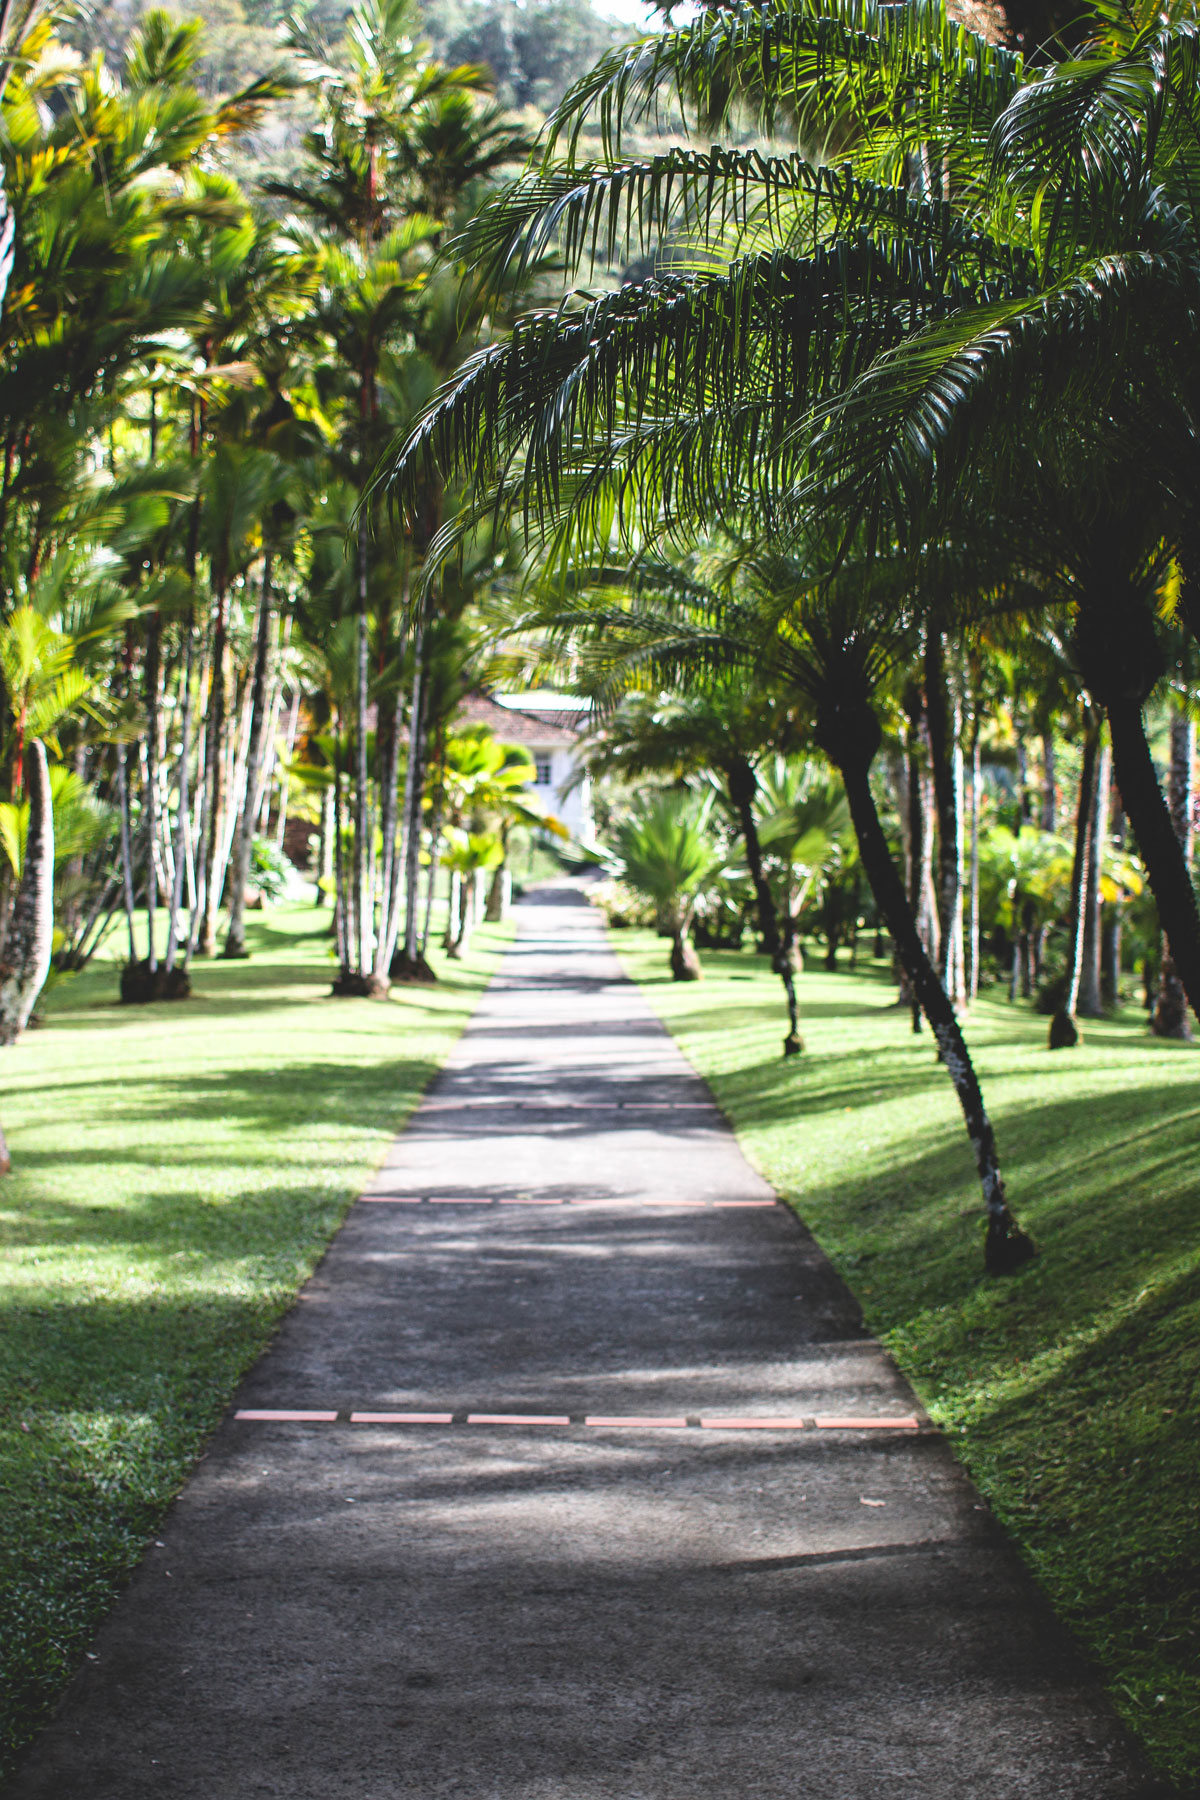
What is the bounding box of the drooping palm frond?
[387,225,1028,571]
[543,0,1023,169]
[783,245,1190,549]
[452,145,1037,292]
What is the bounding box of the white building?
[455,690,594,843]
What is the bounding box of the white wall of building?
[494,693,594,844]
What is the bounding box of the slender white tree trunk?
[224,552,274,959]
[0,741,54,1044]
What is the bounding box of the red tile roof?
[454,691,581,747]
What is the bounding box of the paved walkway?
[8,890,1150,1798]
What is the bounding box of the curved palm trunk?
[448,870,476,959]
[224,554,274,960]
[726,757,801,1054]
[0,740,54,1045]
[1151,711,1193,1040]
[819,703,1032,1274]
[1105,694,1200,1026]
[1077,587,1200,1026]
[1049,709,1099,1048]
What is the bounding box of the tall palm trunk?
[967,715,982,1004]
[353,513,372,977]
[165,613,195,978]
[199,588,229,956]
[393,603,431,978]
[332,727,350,977]
[224,552,274,959]
[924,629,965,1007]
[316,783,333,906]
[448,869,476,959]
[1040,730,1057,830]
[902,685,925,1030]
[726,756,801,1054]
[143,613,161,975]
[0,740,54,1044]
[816,694,1033,1274]
[373,608,409,984]
[1079,738,1110,1019]
[115,737,137,964]
[419,778,444,960]
[278,687,301,845]
[1151,710,1194,1039]
[1050,708,1099,1048]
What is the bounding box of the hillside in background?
[67,0,635,114]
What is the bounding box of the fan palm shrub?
[574,667,807,1050]
[614,790,722,979]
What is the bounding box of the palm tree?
[614,789,722,980]
[753,756,851,978]
[510,533,1035,1270]
[386,0,1200,1035]
[0,736,51,1044]
[195,444,289,957]
[575,671,809,1051]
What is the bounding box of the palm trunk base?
[783,1031,803,1056]
[670,934,702,981]
[120,960,192,1004]
[1151,959,1192,1040]
[1048,1007,1081,1049]
[331,970,390,999]
[985,1210,1037,1275]
[221,941,251,961]
[390,950,437,984]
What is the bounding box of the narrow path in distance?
[6,887,1152,1799]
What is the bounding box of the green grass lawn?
[617,928,1200,1794]
[0,904,509,1777]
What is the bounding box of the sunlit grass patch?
[0,905,509,1776]
[619,929,1200,1792]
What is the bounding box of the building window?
[534,754,553,786]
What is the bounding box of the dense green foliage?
[0,903,510,1777]
[66,0,631,117]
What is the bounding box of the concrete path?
[8,889,1152,1799]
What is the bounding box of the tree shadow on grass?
[8,1056,443,1146]
[37,976,490,1036]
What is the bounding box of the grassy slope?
[618,929,1200,1793]
[0,906,509,1776]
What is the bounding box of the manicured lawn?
[618,928,1200,1794]
[0,905,509,1777]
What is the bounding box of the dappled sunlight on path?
[5,885,1151,1800]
